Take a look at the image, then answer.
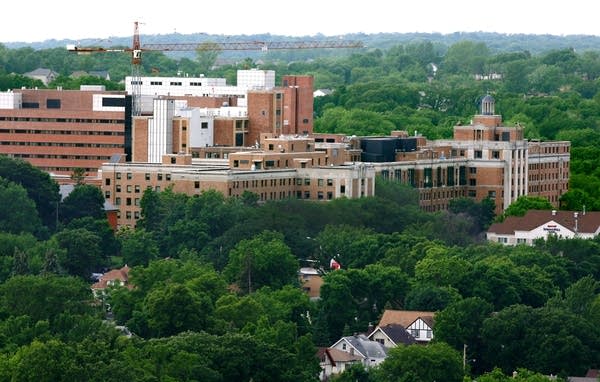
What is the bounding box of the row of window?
[0,116,124,124]
[0,129,123,136]
[9,153,110,160]
[112,172,172,181]
[1,141,122,148]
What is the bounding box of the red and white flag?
[330,258,341,270]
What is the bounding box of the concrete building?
[0,87,130,182]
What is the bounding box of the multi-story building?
[101,134,375,227]
[360,95,570,214]
[0,86,131,182]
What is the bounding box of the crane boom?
[142,40,363,52]
[67,21,363,115]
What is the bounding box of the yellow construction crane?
[68,22,363,115]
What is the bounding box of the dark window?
[303,118,309,124]
[46,99,61,108]
[474,150,482,159]
[170,157,176,164]
[201,122,208,129]
[22,102,40,108]
[102,97,125,107]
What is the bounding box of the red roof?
[91,265,131,290]
[487,210,600,235]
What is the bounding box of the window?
[474,150,482,159]
[116,172,121,179]
[498,237,508,243]
[126,211,132,219]
[150,81,163,85]
[134,211,140,219]
[170,81,182,86]
[318,191,324,200]
[145,173,150,181]
[340,185,345,194]
[135,185,140,193]
[104,190,110,198]
[411,329,419,337]
[303,118,309,124]
[102,97,126,107]
[166,174,171,181]
[195,181,200,189]
[46,99,61,109]
[517,238,527,244]
[469,167,477,174]
[296,178,302,186]
[426,330,432,339]
[127,172,132,180]
[126,197,132,206]
[304,178,310,186]
[116,185,121,192]
[304,191,310,199]
[469,179,477,186]
[134,198,140,206]
[115,197,121,205]
[318,179,324,187]
[157,173,163,181]
[170,157,176,164]
[105,178,111,186]
[126,185,132,193]
[492,150,500,159]
[375,338,384,345]
[201,122,208,129]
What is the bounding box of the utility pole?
[246,252,252,294]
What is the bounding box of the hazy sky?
[2,0,598,43]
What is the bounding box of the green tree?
[376,342,463,382]
[144,283,213,337]
[224,230,298,293]
[0,155,60,232]
[54,227,106,277]
[0,275,92,322]
[118,227,159,266]
[0,178,42,235]
[500,195,553,220]
[59,184,105,224]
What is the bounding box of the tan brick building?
[101,135,375,227]
[365,95,569,214]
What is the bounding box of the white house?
[330,334,388,367]
[487,210,600,246]
[317,347,363,381]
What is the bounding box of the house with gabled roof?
[377,310,435,343]
[329,334,388,367]
[24,68,58,85]
[487,209,600,246]
[317,347,363,381]
[367,324,416,348]
[91,265,131,298]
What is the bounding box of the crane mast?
[68,22,363,116]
